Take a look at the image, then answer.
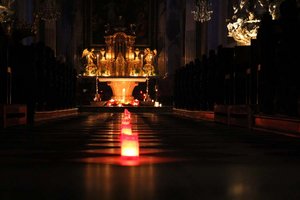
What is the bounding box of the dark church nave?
[1,0,300,199]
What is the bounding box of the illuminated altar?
[98,77,146,104]
[82,30,157,104]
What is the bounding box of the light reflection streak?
[227,167,258,199]
[83,163,157,199]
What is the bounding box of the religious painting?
[86,0,153,47]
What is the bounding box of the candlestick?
[141,54,143,68]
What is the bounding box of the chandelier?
[0,0,14,23]
[36,0,60,21]
[227,11,260,46]
[191,0,213,23]
[227,0,283,46]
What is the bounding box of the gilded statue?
[143,48,157,76]
[82,48,98,75]
[115,52,126,76]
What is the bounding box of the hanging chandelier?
[227,0,283,46]
[191,0,213,23]
[36,0,60,21]
[0,0,14,23]
[227,11,260,46]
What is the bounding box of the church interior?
[1,0,300,199]
[1,0,300,120]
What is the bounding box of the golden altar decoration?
[82,31,157,104]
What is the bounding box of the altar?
[98,77,147,104]
[82,27,157,105]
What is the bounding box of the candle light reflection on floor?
[73,109,188,166]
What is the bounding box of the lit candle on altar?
[106,52,111,60]
[141,54,143,67]
[96,54,99,66]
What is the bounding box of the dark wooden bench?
[214,104,252,128]
[0,104,27,128]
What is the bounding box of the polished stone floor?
[1,111,300,200]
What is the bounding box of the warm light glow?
[120,129,139,157]
[106,99,116,106]
[129,52,135,60]
[121,127,132,135]
[122,88,126,103]
[130,99,140,106]
[227,15,260,46]
[121,139,139,157]
[100,77,146,104]
[226,0,271,46]
[100,48,106,60]
[82,30,158,78]
[0,4,13,23]
[120,109,140,157]
[106,52,111,60]
[141,54,144,68]
[124,108,131,117]
[122,110,131,123]
[122,118,131,125]
[121,109,132,133]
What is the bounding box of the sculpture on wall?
[143,48,157,76]
[227,0,283,46]
[82,48,98,76]
[115,52,126,76]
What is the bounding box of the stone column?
[45,20,57,56]
[185,0,197,64]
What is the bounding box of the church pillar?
[166,0,183,73]
[185,0,197,63]
[0,28,8,104]
[16,0,34,45]
[45,20,57,56]
[161,0,184,104]
[207,0,230,52]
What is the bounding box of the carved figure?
[82,48,97,75]
[143,48,157,76]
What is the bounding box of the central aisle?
[1,112,300,200]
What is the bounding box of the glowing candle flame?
[121,139,139,157]
[120,108,139,157]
